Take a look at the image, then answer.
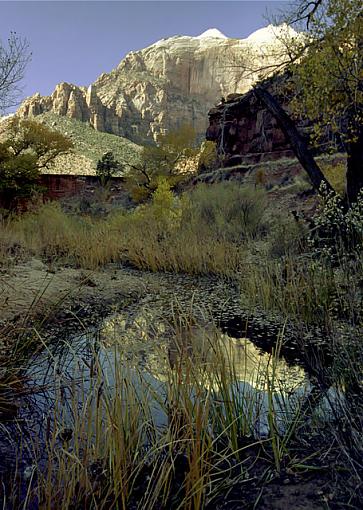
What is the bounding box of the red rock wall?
[206,90,310,167]
[40,175,86,200]
[40,175,126,201]
[0,176,126,212]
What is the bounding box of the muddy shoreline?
[1,260,361,509]
[0,259,235,361]
[1,258,333,377]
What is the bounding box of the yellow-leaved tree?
[125,124,198,202]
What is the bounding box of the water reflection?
[98,307,310,437]
[99,307,306,393]
[1,305,310,481]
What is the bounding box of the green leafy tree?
[0,117,73,207]
[0,146,38,201]
[96,151,122,186]
[125,124,198,202]
[276,0,363,203]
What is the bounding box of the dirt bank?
[1,258,147,323]
[0,258,234,361]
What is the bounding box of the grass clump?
[185,183,268,242]
[1,182,269,274]
[1,311,311,509]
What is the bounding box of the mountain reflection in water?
[100,308,306,393]
[1,305,310,481]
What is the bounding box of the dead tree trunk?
[346,122,363,204]
[253,86,335,196]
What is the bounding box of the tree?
[96,151,122,186]
[0,117,73,207]
[125,124,198,202]
[253,85,335,195]
[0,32,31,112]
[0,145,39,206]
[271,0,363,203]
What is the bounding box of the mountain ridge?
[17,24,299,144]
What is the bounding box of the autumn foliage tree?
[125,124,198,202]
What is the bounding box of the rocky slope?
[17,25,298,143]
[0,113,142,175]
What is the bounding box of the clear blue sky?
[1,1,289,104]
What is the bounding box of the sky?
[0,1,290,106]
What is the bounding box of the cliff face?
[206,89,296,166]
[206,75,334,167]
[17,25,298,143]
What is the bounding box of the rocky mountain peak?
[246,23,298,44]
[196,28,227,39]
[17,24,300,144]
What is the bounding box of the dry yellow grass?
[1,183,263,274]
[320,159,346,195]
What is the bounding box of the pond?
[0,289,341,508]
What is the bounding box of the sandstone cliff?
[206,74,337,167]
[17,25,299,143]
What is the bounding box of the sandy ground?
[0,258,151,324]
[0,258,173,361]
[0,257,233,359]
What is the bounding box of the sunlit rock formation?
[17,25,299,143]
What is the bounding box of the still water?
[1,301,319,489]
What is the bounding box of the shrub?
[96,151,122,186]
[268,216,307,258]
[150,178,182,228]
[309,183,363,260]
[184,183,268,242]
[320,160,346,196]
[197,141,219,173]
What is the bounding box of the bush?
[96,151,122,186]
[197,141,219,173]
[320,160,346,196]
[310,183,363,260]
[184,183,268,243]
[268,216,307,258]
[150,178,182,229]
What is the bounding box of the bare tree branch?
[0,32,31,113]
[295,0,323,28]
